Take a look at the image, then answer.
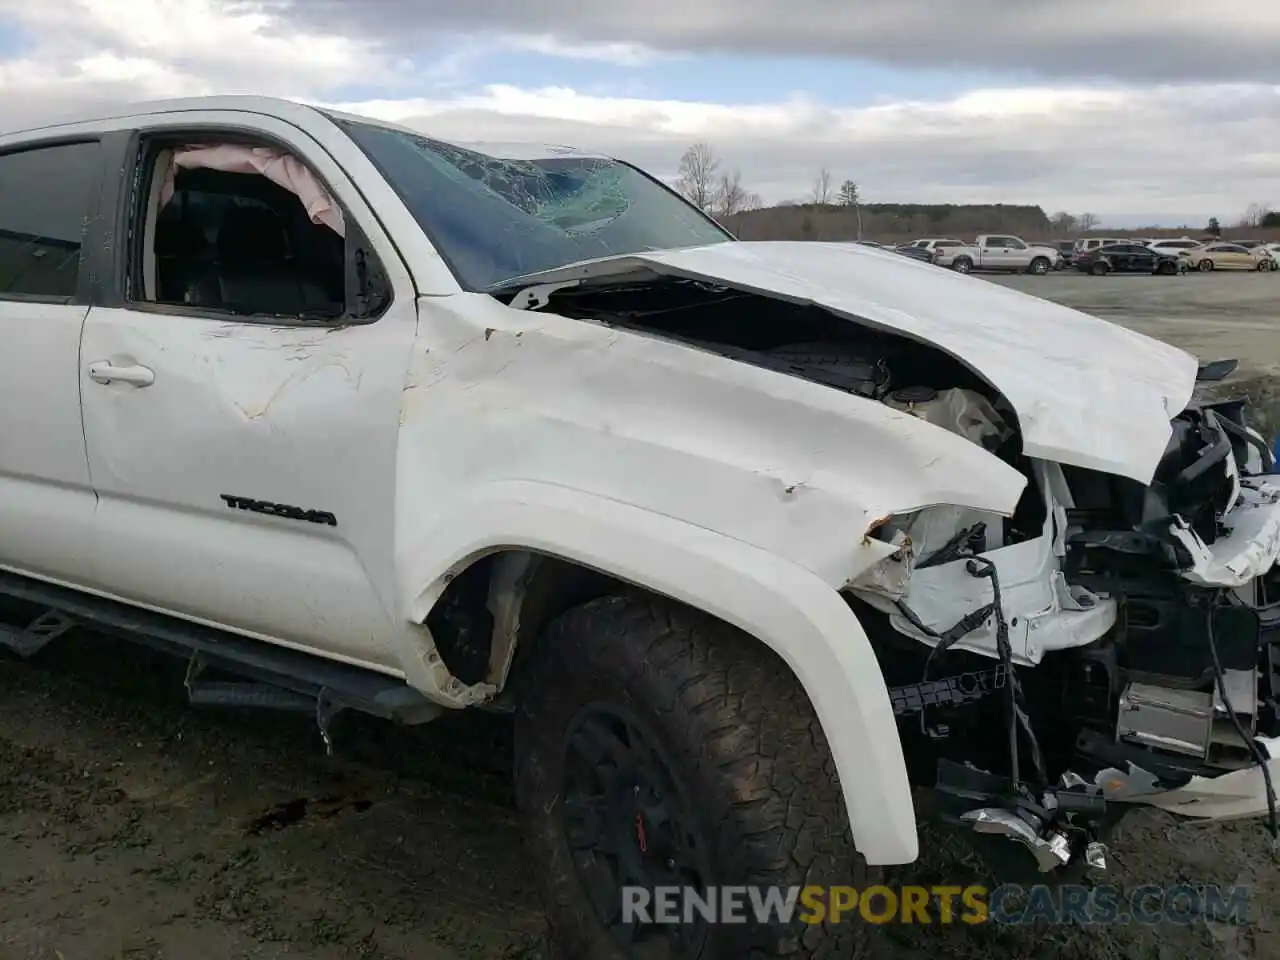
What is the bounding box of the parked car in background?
[893,243,937,264]
[1180,242,1277,272]
[1146,238,1202,258]
[933,234,1060,274]
[908,237,967,253]
[1074,242,1186,276]
[1072,237,1128,259]
[1029,240,1076,268]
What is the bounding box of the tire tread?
[515,594,875,959]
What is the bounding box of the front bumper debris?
[1098,737,1280,821]
[1172,480,1280,589]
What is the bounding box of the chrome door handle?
[88,361,155,387]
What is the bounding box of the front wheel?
[1257,259,1273,272]
[1028,256,1051,275]
[1090,260,1109,276]
[1198,258,1215,272]
[1157,261,1177,275]
[515,596,874,959]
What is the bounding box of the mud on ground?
[4,270,1280,960]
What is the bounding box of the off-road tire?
[515,595,875,960]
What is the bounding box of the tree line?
[674,143,865,224]
[673,142,1279,237]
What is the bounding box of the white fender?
[396,479,918,865]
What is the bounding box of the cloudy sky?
[1,0,1276,226]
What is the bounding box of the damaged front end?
[850,388,1280,877]
[495,253,1280,877]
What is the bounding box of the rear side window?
[0,140,100,300]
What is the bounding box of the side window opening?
[0,140,100,301]
[133,138,387,322]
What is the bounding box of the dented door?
[78,307,417,667]
[73,111,424,669]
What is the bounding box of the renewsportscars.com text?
[622,883,1250,926]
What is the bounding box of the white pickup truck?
[4,96,1280,958]
[933,234,1061,274]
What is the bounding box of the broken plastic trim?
[1196,358,1239,382]
[935,760,1110,874]
[1216,414,1276,473]
[896,541,1048,793]
[897,535,1118,875]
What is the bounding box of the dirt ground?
[5,269,1280,960]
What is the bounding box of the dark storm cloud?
[269,0,1280,83]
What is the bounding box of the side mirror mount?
[344,223,391,320]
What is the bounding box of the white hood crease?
[510,240,1200,486]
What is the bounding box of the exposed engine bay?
[511,276,1280,876]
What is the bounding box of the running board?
[0,570,442,745]
[0,608,77,658]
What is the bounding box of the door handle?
[88,361,155,387]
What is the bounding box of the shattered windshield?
[334,117,733,291]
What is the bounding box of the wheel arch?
[396,481,919,865]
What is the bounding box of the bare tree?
[713,168,750,218]
[1243,202,1273,228]
[1049,211,1078,233]
[1077,212,1100,232]
[676,143,720,213]
[810,167,833,205]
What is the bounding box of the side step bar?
[0,570,441,750]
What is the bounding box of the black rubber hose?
[1207,604,1278,842]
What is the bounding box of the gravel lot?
[992,270,1280,435]
[3,270,1280,960]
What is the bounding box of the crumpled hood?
[510,240,1199,484]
